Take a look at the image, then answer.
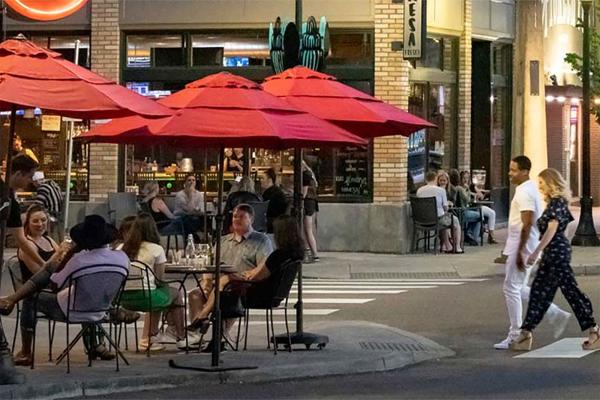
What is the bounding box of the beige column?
[372,0,410,203]
[512,0,548,178]
[457,0,472,172]
[89,0,121,202]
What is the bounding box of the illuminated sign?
[5,0,88,21]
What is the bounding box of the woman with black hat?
[0,215,131,362]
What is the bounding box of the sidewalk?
[1,222,599,398]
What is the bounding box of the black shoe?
[109,307,141,324]
[465,236,479,246]
[88,344,116,361]
[200,340,226,353]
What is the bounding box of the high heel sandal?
[582,325,600,350]
[509,331,533,351]
[187,317,210,334]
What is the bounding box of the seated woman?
[188,215,304,334]
[460,170,497,244]
[119,213,197,351]
[140,181,178,229]
[449,169,482,246]
[0,215,129,364]
[13,204,58,366]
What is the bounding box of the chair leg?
[146,313,152,357]
[270,308,277,355]
[55,328,85,366]
[134,320,139,353]
[66,323,70,373]
[31,317,37,370]
[49,321,56,361]
[12,305,20,353]
[243,308,250,351]
[166,235,171,253]
[284,301,292,352]
[265,309,271,349]
[99,324,129,371]
[124,322,129,350]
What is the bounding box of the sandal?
[582,325,600,350]
[187,317,210,334]
[13,352,32,367]
[509,331,533,351]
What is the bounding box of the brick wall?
[89,0,120,202]
[591,118,600,201]
[545,102,566,176]
[372,0,410,204]
[457,0,472,172]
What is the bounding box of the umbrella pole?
[203,148,208,242]
[273,147,329,350]
[0,105,25,384]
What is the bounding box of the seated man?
[416,170,463,253]
[0,215,131,361]
[174,174,205,242]
[187,203,273,351]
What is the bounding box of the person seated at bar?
[260,168,289,234]
[449,169,482,246]
[459,170,497,244]
[140,181,178,228]
[13,135,38,164]
[0,215,131,362]
[223,176,262,232]
[187,215,303,336]
[224,148,244,172]
[187,204,273,352]
[32,171,64,221]
[174,174,205,242]
[416,170,463,253]
[13,204,58,366]
[119,213,198,351]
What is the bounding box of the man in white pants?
[494,156,571,350]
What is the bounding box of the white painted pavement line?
[248,308,339,316]
[291,289,409,294]
[303,278,489,282]
[297,285,438,290]
[287,298,375,304]
[298,281,467,286]
[514,338,600,359]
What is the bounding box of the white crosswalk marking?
[291,289,410,294]
[514,338,600,358]
[296,285,437,289]
[287,298,375,304]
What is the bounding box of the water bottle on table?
[184,234,196,267]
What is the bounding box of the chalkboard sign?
[42,132,61,168]
[335,146,369,197]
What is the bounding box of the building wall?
[89,0,120,202]
[457,0,472,172]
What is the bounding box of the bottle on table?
[184,234,196,267]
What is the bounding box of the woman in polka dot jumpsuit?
[511,168,599,351]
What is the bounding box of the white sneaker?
[155,327,178,344]
[549,310,572,339]
[139,336,166,352]
[177,333,202,350]
[494,336,515,350]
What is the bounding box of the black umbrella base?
[273,331,329,350]
[168,359,258,373]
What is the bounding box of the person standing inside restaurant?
[302,160,320,262]
[174,174,205,242]
[494,156,570,350]
[32,171,64,222]
[511,168,599,351]
[12,135,38,164]
[260,168,289,233]
[224,148,245,173]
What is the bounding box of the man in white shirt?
[416,170,463,253]
[494,156,571,349]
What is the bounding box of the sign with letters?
[403,0,426,60]
[5,0,88,21]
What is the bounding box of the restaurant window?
[408,82,457,185]
[191,32,269,67]
[1,112,90,200]
[327,30,373,66]
[415,37,458,71]
[30,35,90,67]
[126,34,186,68]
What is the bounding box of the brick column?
[372,0,410,204]
[457,0,472,172]
[89,0,121,202]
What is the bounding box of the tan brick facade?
[457,0,472,172]
[372,0,410,204]
[89,0,121,202]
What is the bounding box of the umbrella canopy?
[0,36,171,118]
[262,66,436,138]
[80,72,367,148]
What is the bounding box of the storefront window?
[327,30,373,66]
[416,37,457,71]
[408,82,457,185]
[126,35,186,68]
[191,32,269,67]
[31,35,90,67]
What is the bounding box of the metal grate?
[350,271,460,279]
[359,341,429,352]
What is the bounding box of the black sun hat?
[70,215,117,250]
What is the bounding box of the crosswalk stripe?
[291,289,409,294]
[297,285,437,289]
[248,309,338,316]
[297,281,466,286]
[514,338,600,359]
[303,279,487,283]
[287,298,375,304]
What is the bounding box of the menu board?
[335,146,369,197]
[41,131,62,168]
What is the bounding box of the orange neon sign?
[5,0,89,21]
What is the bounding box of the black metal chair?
[107,192,139,226]
[247,200,270,233]
[32,264,129,373]
[242,259,300,354]
[409,196,454,254]
[139,201,185,252]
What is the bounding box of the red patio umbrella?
[262,65,436,138]
[81,72,365,368]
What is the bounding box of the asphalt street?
[84,275,600,399]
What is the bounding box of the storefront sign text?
[403,0,426,60]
